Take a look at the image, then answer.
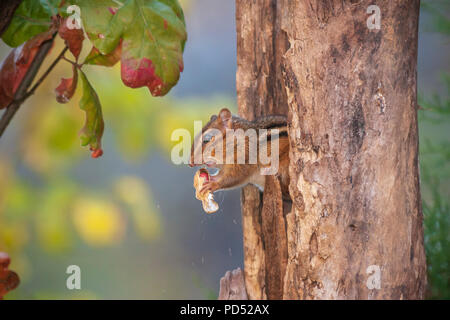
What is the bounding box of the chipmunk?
[189,108,290,198]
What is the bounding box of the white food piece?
[202,193,219,214]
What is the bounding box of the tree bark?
[236,0,427,299]
[236,0,290,300]
[218,268,248,300]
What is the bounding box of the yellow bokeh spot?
[115,176,149,206]
[0,223,29,251]
[114,176,162,241]
[72,198,124,246]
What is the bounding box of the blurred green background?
[0,0,448,299]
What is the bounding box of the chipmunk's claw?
[199,181,219,195]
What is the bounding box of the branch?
[24,46,69,99]
[0,37,68,138]
[0,0,22,36]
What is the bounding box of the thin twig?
[0,36,68,138]
[62,56,76,65]
[24,46,69,100]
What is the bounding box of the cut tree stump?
[218,268,248,300]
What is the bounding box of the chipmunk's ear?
[218,108,232,128]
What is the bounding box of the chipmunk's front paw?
[199,180,219,196]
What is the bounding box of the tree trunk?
[236,0,290,300]
[236,0,427,300]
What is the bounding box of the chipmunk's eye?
[202,134,212,144]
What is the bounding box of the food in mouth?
[193,168,219,214]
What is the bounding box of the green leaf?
[78,70,104,158]
[84,42,122,67]
[75,0,187,96]
[73,0,123,54]
[2,0,62,47]
[39,0,61,16]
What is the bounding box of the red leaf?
[0,30,54,109]
[58,18,84,60]
[90,147,103,158]
[179,59,184,73]
[121,57,164,96]
[0,252,20,300]
[55,64,78,103]
[108,7,118,15]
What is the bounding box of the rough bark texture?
[260,175,288,299]
[236,0,427,300]
[240,186,267,299]
[236,0,290,300]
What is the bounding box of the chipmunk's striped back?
[231,114,288,138]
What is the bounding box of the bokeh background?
[0,0,448,299]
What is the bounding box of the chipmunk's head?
[189,108,233,168]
